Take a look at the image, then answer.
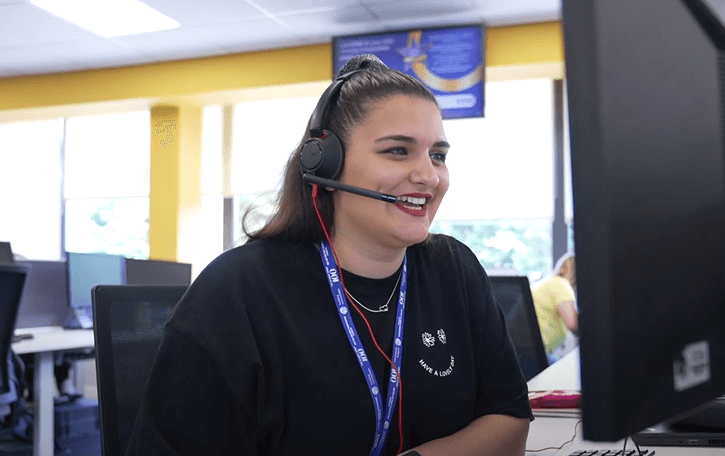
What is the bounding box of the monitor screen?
[333,24,485,119]
[66,252,125,309]
[563,0,725,441]
[0,242,13,263]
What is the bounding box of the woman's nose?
[410,155,440,188]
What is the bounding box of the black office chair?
[92,284,187,456]
[0,265,29,429]
[488,276,549,381]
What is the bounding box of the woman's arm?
[557,300,579,335]
[403,414,530,456]
[125,326,257,455]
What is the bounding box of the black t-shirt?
[125,234,533,456]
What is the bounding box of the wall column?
[149,104,202,266]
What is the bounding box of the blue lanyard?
[319,241,408,456]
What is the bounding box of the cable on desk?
[525,419,581,453]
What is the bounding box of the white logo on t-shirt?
[419,328,455,377]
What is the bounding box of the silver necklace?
[344,269,402,313]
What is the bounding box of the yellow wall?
[487,22,563,67]
[0,21,563,264]
[0,21,563,115]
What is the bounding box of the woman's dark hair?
[244,56,438,243]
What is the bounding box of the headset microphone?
[302,173,400,204]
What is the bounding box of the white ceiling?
[0,0,561,79]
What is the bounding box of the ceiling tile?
[212,19,300,53]
[0,3,100,46]
[0,44,85,77]
[364,0,476,22]
[143,0,265,26]
[252,0,360,14]
[0,29,27,50]
[113,28,230,61]
[277,5,380,41]
[470,0,560,24]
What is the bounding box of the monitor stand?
[64,307,93,329]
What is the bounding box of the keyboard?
[569,450,654,455]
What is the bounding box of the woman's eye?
[387,147,407,156]
[431,152,447,163]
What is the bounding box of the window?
[63,111,151,258]
[431,219,551,282]
[0,119,63,260]
[64,197,149,258]
[431,79,555,280]
[198,105,225,269]
[231,96,318,243]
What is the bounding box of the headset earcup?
[299,131,344,180]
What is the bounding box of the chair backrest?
[92,284,187,456]
[0,265,28,409]
[488,275,549,381]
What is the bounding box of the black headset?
[299,70,362,181]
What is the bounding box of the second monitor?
[65,252,192,329]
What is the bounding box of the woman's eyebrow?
[375,135,451,149]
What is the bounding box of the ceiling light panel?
[31,0,180,37]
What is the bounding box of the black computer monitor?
[15,260,70,329]
[66,252,126,310]
[124,258,191,286]
[488,276,549,382]
[563,0,725,442]
[0,242,14,263]
[0,265,28,400]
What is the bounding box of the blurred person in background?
[531,252,578,364]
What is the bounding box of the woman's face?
[332,94,450,251]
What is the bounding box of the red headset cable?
[311,183,405,455]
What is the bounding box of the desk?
[525,348,722,455]
[525,415,724,455]
[527,346,581,392]
[12,326,94,456]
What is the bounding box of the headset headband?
[308,69,362,138]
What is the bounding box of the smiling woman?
[126,55,533,456]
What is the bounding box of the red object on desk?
[529,390,581,408]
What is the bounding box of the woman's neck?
[329,232,405,279]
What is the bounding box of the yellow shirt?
[531,275,575,354]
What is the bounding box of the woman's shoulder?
[167,239,316,332]
[197,238,313,280]
[414,233,481,268]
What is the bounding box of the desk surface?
[525,348,723,455]
[526,415,724,455]
[12,325,94,354]
[527,347,581,392]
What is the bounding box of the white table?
[527,346,581,392]
[525,347,723,455]
[525,415,725,455]
[12,326,95,456]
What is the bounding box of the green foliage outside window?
[430,219,552,280]
[65,197,149,259]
